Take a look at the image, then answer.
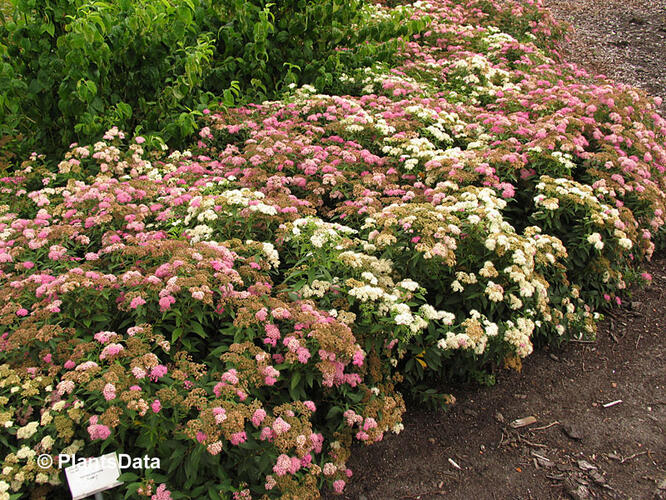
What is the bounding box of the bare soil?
[328,2,666,498]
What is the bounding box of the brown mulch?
[327,2,666,498]
[544,0,666,115]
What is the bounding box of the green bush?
[0,0,427,161]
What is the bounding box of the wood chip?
[589,470,606,485]
[577,460,597,471]
[510,416,537,428]
[448,458,462,470]
[602,399,623,408]
[531,451,555,468]
[563,478,590,500]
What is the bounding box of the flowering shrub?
[0,0,665,498]
[529,175,652,308]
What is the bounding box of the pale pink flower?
[229,431,246,445]
[94,331,117,344]
[88,423,111,441]
[333,480,346,493]
[213,407,227,424]
[151,484,172,500]
[251,409,266,427]
[272,417,291,435]
[255,308,268,321]
[272,454,291,476]
[303,401,316,412]
[150,365,167,381]
[265,475,276,490]
[57,380,75,395]
[129,296,146,309]
[103,383,116,401]
[100,343,124,360]
[158,295,175,311]
[207,441,222,455]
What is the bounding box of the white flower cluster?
[284,222,457,336]
[299,279,335,299]
[436,310,498,355]
[587,232,604,250]
[348,284,386,302]
[551,151,576,171]
[483,28,518,50]
[338,250,393,276]
[535,176,635,252]
[363,184,576,355]
[282,217,356,249]
[503,317,536,357]
[447,54,514,101]
[186,224,214,243]
[392,303,428,333]
[419,304,455,324]
[176,187,280,243]
[244,240,281,269]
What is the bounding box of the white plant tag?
[65,452,123,500]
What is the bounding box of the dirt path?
[330,2,666,498]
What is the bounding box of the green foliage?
[0,0,425,161]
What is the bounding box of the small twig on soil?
[635,334,642,348]
[603,399,622,408]
[608,329,619,343]
[647,450,658,466]
[517,434,548,448]
[569,339,596,343]
[531,421,560,431]
[620,451,647,463]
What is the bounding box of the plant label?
[65,452,123,500]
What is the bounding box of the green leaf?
[118,472,139,482]
[41,23,55,37]
[171,327,183,343]
[125,483,142,499]
[290,371,301,391]
[325,405,343,420]
[190,321,206,338]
